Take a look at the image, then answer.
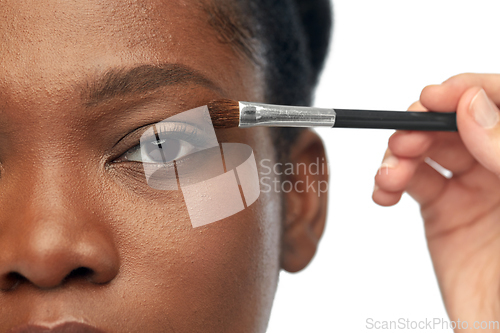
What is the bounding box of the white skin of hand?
[373,73,500,332]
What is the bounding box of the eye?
[114,121,211,164]
[116,138,196,164]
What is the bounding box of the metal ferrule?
[238,101,336,128]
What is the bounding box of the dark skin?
[0,1,328,332]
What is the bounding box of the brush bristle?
[207,99,240,129]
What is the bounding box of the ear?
[281,129,329,273]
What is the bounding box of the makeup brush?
[207,99,458,131]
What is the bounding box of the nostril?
[2,267,102,290]
[62,267,94,284]
[1,272,27,291]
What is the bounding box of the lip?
[9,322,106,333]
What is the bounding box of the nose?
[0,185,120,291]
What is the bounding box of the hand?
[373,73,500,331]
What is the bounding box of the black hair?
[241,0,332,107]
[203,0,332,157]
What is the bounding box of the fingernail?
[380,155,399,169]
[470,89,500,129]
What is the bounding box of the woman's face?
[0,1,327,332]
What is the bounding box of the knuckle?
[443,72,475,86]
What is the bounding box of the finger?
[457,87,500,176]
[408,100,429,112]
[420,73,500,112]
[374,149,449,207]
[392,99,476,176]
[372,150,404,207]
[405,161,447,207]
[424,132,477,176]
[374,150,422,193]
[388,127,475,176]
[372,186,403,207]
[386,101,434,158]
[373,149,448,207]
[388,130,434,159]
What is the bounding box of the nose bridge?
[8,158,88,228]
[0,153,120,290]
[3,153,87,220]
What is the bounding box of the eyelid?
[150,121,213,149]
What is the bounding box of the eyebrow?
[82,64,221,107]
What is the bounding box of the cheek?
[101,159,282,331]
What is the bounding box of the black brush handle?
[333,109,457,131]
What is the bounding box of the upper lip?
[9,322,106,333]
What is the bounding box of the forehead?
[0,0,259,102]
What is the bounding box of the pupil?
[144,138,181,163]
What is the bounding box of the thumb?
[457,87,500,175]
